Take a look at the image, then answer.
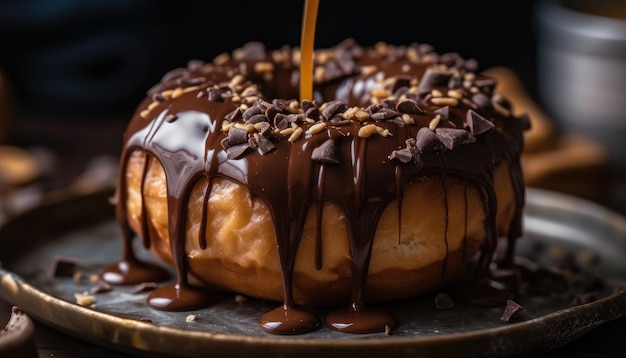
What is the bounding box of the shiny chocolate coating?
[101,39,529,335]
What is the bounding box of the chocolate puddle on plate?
[0,188,625,357]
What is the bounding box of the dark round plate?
[0,188,625,358]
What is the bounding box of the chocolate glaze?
[101,39,529,335]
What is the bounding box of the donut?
[100,38,530,335]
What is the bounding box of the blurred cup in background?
[535,0,626,175]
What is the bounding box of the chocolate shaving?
[243,105,263,120]
[447,74,463,89]
[417,69,453,93]
[465,110,494,135]
[391,75,412,93]
[152,93,166,103]
[321,100,348,120]
[435,127,475,150]
[389,147,413,163]
[237,41,267,61]
[404,138,424,169]
[51,257,78,277]
[187,59,204,71]
[500,300,522,322]
[131,282,158,294]
[371,108,400,121]
[227,127,249,146]
[226,143,250,159]
[225,107,243,122]
[415,127,445,153]
[473,76,497,93]
[435,292,455,310]
[273,114,289,130]
[305,107,320,121]
[395,99,423,114]
[180,76,205,87]
[165,114,178,123]
[253,133,276,155]
[519,112,532,131]
[91,281,113,294]
[463,58,479,72]
[311,139,340,164]
[572,291,598,306]
[246,113,269,124]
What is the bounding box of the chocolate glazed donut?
[100,39,530,335]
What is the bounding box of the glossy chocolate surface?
[101,39,529,335]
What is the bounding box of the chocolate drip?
[106,40,529,335]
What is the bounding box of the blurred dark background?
[0,0,540,118]
[0,0,543,197]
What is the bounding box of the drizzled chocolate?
[100,39,529,335]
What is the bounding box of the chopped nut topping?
[74,292,96,307]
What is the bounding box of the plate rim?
[1,188,625,357]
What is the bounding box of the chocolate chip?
[253,133,276,155]
[165,114,178,123]
[433,106,450,120]
[471,93,493,112]
[311,139,340,164]
[465,110,494,135]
